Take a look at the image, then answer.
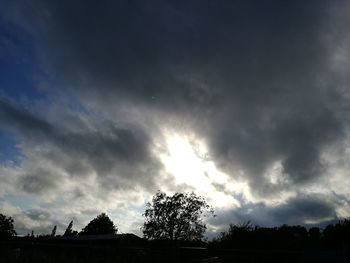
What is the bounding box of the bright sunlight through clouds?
[160,133,249,208]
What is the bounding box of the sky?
[1,0,350,238]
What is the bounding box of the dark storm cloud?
[213,194,338,228]
[0,97,53,138]
[0,98,161,191]
[13,0,348,194]
[271,196,337,224]
[28,0,331,107]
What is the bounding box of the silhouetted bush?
[80,213,117,235]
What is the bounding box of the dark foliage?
[213,219,350,250]
[0,213,16,239]
[80,213,117,235]
[323,219,350,247]
[50,225,57,237]
[63,220,78,236]
[142,192,214,241]
[214,222,310,249]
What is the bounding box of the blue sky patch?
[0,130,23,165]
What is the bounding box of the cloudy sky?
[1,0,350,237]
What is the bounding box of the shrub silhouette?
[80,213,117,235]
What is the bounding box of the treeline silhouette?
[2,217,350,263]
[211,220,350,249]
[3,217,349,250]
[1,209,350,250]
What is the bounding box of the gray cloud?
[0,98,162,192]
[20,209,65,235]
[212,194,338,230]
[24,209,51,221]
[0,202,65,235]
[20,170,58,194]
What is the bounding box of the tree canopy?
[142,192,214,241]
[0,213,16,238]
[80,213,117,235]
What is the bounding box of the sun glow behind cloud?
[159,133,250,208]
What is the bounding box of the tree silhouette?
[142,192,214,241]
[0,213,16,238]
[50,225,57,237]
[63,220,78,236]
[80,213,117,235]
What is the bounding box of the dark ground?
[1,237,349,263]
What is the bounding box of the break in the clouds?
[1,0,350,236]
